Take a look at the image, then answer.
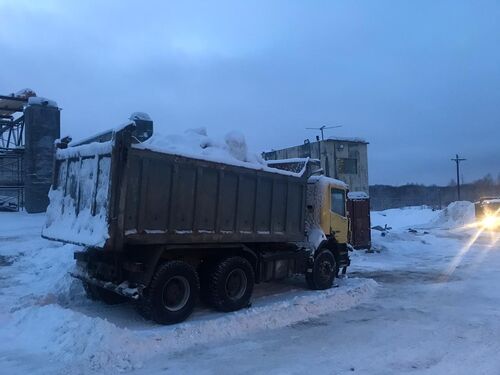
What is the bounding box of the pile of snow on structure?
[28,96,58,108]
[430,201,475,229]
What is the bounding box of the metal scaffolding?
[0,94,27,211]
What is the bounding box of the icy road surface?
[1,203,500,374]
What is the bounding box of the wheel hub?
[162,276,190,312]
[319,260,333,279]
[225,268,247,300]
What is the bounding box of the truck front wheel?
[306,249,336,290]
[207,256,254,312]
[138,261,200,324]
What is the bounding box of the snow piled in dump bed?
[134,127,307,177]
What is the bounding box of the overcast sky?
[1,0,499,185]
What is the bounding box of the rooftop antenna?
[306,125,342,141]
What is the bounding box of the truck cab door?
[329,187,348,244]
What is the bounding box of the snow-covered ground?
[1,203,499,374]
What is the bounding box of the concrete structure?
[264,137,369,193]
[24,102,60,212]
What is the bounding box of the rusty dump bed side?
[122,148,307,246]
[43,124,307,250]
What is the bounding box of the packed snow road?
[1,203,499,374]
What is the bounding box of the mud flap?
[70,270,141,300]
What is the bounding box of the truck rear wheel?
[306,249,336,290]
[138,261,199,325]
[207,256,254,312]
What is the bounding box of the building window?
[331,188,346,217]
[337,158,357,174]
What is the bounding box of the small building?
[263,137,369,193]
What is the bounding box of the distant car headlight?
[482,215,500,230]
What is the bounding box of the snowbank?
[6,278,377,372]
[2,212,378,373]
[372,202,476,231]
[430,201,475,229]
[371,206,439,230]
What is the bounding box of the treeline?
[369,174,500,211]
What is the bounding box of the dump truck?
[42,118,351,324]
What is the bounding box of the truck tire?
[138,261,199,325]
[207,256,254,312]
[306,249,336,290]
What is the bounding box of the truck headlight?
[482,215,500,230]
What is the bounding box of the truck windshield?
[331,188,346,217]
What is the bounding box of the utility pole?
[306,125,342,141]
[451,154,466,200]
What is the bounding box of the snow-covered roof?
[326,136,368,144]
[348,191,369,200]
[28,96,58,108]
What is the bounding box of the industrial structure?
[263,137,369,194]
[0,90,60,212]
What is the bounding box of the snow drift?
[7,278,377,372]
[3,213,377,373]
[430,201,475,229]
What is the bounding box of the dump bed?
[43,124,307,249]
